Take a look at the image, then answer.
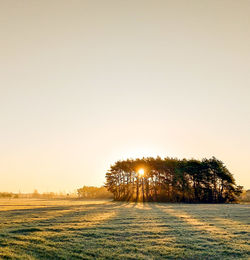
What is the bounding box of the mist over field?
[0,199,249,259]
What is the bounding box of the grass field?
[0,199,249,259]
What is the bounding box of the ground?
[0,199,249,259]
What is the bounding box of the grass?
[0,199,249,259]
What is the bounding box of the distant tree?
[239,189,250,202]
[0,192,14,198]
[32,189,40,198]
[77,186,112,199]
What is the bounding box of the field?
[0,199,249,259]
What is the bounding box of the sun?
[138,168,144,176]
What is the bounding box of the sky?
[0,0,249,193]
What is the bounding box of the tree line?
[0,192,19,198]
[77,186,113,199]
[105,157,242,203]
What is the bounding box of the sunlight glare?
[138,168,144,176]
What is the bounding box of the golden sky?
[0,0,249,192]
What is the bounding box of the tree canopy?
[105,157,242,203]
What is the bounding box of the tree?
[105,157,242,203]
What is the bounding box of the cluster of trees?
[23,190,76,199]
[105,157,242,203]
[0,192,19,198]
[77,186,112,199]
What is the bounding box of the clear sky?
[0,0,249,193]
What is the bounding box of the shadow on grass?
[150,203,250,259]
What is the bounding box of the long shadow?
[150,203,250,259]
[84,201,188,259]
[156,203,250,233]
[0,201,127,259]
[0,200,117,219]
[0,201,123,234]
